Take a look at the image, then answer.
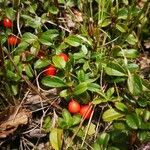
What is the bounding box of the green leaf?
[126,113,141,129]
[86,123,96,135]
[73,82,88,95]
[41,76,67,88]
[116,24,126,32]
[138,131,150,142]
[106,87,114,98]
[97,133,110,148]
[34,59,51,69]
[24,64,33,77]
[102,108,124,122]
[105,63,126,76]
[77,70,85,82]
[22,32,38,44]
[126,34,138,45]
[39,29,59,46]
[115,102,128,112]
[5,8,16,20]
[64,35,81,47]
[62,109,72,126]
[11,84,18,95]
[117,49,139,59]
[127,73,142,95]
[48,6,59,14]
[49,128,63,150]
[72,115,81,126]
[118,8,128,20]
[52,55,66,69]
[43,116,52,132]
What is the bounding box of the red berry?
[3,17,12,28]
[45,65,57,76]
[80,105,93,119]
[68,99,81,114]
[7,35,19,46]
[58,53,69,62]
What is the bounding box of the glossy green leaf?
[97,132,110,148]
[41,76,67,88]
[65,35,81,47]
[39,29,59,46]
[24,64,33,77]
[62,109,72,126]
[52,55,66,69]
[115,102,128,112]
[22,32,38,44]
[127,73,142,95]
[73,82,88,95]
[103,108,124,122]
[126,34,138,45]
[126,113,141,129]
[105,63,126,76]
[49,128,63,150]
[117,49,139,58]
[34,59,51,69]
[72,115,81,126]
[48,6,59,14]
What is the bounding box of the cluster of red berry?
[68,99,93,119]
[2,17,20,46]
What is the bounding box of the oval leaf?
[73,82,88,95]
[126,113,141,129]
[41,76,67,88]
[102,108,124,122]
[50,128,63,150]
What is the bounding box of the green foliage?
[0,0,150,149]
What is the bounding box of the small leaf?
[97,133,110,148]
[73,82,88,95]
[62,109,72,126]
[41,76,67,88]
[117,49,139,59]
[24,64,33,78]
[115,102,128,112]
[22,32,38,44]
[48,6,59,14]
[65,35,81,47]
[102,108,124,122]
[126,34,138,45]
[52,55,66,69]
[34,59,51,69]
[39,29,59,46]
[126,113,141,129]
[127,73,142,95]
[49,128,63,150]
[72,115,81,126]
[105,63,126,76]
[86,123,96,135]
[116,24,126,32]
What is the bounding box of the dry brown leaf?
[0,107,31,138]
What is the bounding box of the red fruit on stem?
[58,53,69,62]
[45,65,57,76]
[3,17,12,28]
[68,99,81,114]
[80,105,93,119]
[7,35,19,46]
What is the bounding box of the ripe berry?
[3,17,12,28]
[58,53,69,62]
[68,99,81,114]
[80,105,93,119]
[7,35,19,46]
[45,65,57,76]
